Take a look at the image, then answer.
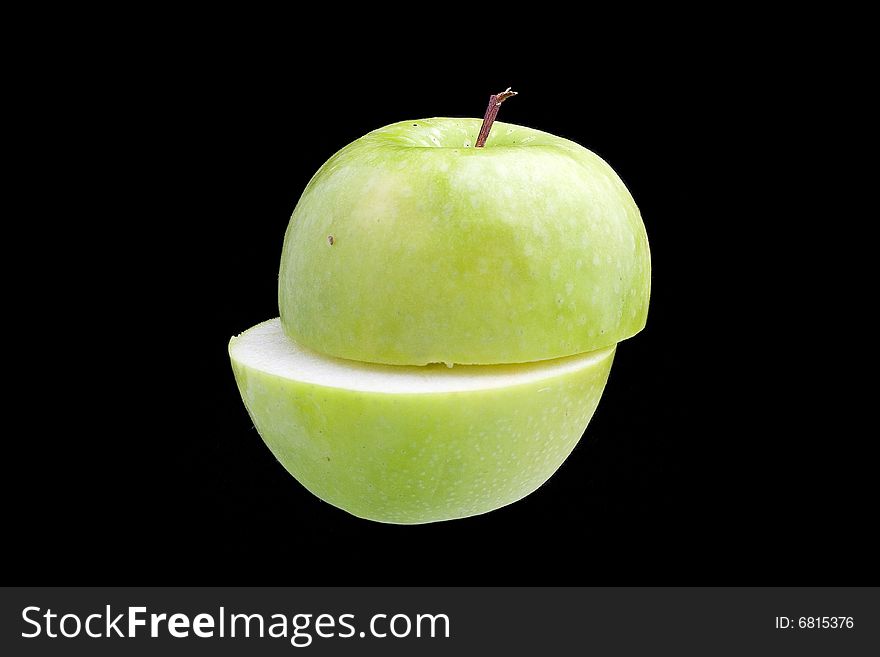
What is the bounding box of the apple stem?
[475,87,517,148]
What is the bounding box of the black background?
[10,44,872,584]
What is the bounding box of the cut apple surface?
[230,319,615,524]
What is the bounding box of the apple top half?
[279,118,650,366]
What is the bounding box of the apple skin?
[230,319,615,524]
[279,118,650,366]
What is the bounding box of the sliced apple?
[230,319,615,524]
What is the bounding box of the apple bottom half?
[230,320,615,524]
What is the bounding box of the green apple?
[279,118,650,365]
[233,108,651,523]
[230,319,615,524]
